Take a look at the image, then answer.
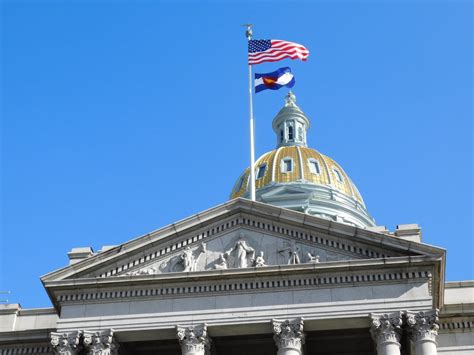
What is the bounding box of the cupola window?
[308,159,321,174]
[280,129,284,142]
[256,164,267,179]
[333,168,344,183]
[281,158,293,173]
[288,126,294,140]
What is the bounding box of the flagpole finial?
[243,24,253,40]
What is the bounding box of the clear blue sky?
[1,1,472,308]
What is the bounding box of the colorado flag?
[254,67,295,93]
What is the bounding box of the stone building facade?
[1,94,472,355]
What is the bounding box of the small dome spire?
[272,92,310,148]
[285,91,297,107]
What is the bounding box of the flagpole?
[245,24,256,201]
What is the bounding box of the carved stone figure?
[83,330,118,355]
[307,252,320,263]
[179,243,207,272]
[176,324,211,355]
[225,233,255,268]
[279,240,300,264]
[214,253,228,270]
[50,331,81,355]
[254,251,266,267]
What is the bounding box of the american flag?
[248,39,309,65]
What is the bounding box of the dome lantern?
[272,91,310,148]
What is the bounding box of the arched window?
[256,164,267,179]
[308,159,320,174]
[288,126,294,140]
[333,168,344,183]
[281,158,293,173]
[233,174,246,193]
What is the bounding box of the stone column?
[370,312,403,355]
[83,329,119,355]
[50,331,81,355]
[176,323,211,355]
[406,309,439,355]
[272,318,305,355]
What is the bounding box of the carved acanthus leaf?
[83,329,118,355]
[370,312,403,345]
[406,309,439,342]
[50,331,81,355]
[272,318,305,351]
[176,324,211,355]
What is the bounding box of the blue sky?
[1,1,472,308]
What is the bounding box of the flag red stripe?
[249,48,309,60]
[249,45,309,57]
[248,39,309,65]
[249,51,308,65]
[249,49,309,63]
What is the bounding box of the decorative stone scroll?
[272,318,305,355]
[176,324,211,355]
[83,329,118,355]
[50,331,81,355]
[406,309,439,355]
[370,312,403,355]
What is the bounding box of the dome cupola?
[230,92,375,228]
[272,91,310,148]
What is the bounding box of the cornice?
[42,255,440,312]
[0,329,54,344]
[44,255,439,288]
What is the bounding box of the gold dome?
[230,146,365,207]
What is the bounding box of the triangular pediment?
[41,198,444,283]
[260,185,310,199]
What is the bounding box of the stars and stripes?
[248,39,309,65]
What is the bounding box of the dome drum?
[257,183,375,228]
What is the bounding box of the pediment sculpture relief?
[120,230,352,277]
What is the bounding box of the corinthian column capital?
[370,312,403,346]
[406,309,439,343]
[83,329,118,355]
[50,331,81,355]
[176,323,210,355]
[272,318,305,355]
